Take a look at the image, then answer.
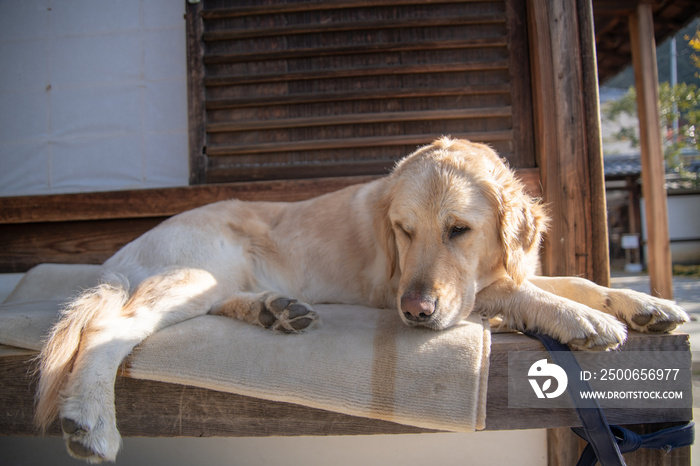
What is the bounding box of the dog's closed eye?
[395,223,414,240]
[449,225,470,239]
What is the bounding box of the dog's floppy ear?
[495,170,547,285]
[372,184,398,280]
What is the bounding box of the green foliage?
[685,27,700,79]
[602,83,700,172]
[603,27,700,175]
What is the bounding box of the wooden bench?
[0,331,691,465]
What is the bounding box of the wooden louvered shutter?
[187,0,534,184]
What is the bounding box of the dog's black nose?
[401,294,435,322]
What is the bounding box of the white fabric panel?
[0,0,188,196]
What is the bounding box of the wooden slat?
[204,38,508,65]
[0,331,691,436]
[202,0,503,20]
[205,159,396,185]
[186,0,533,191]
[205,85,511,110]
[204,61,510,87]
[202,17,506,42]
[207,132,514,157]
[207,108,512,133]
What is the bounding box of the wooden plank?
[207,132,514,157]
[205,159,396,185]
[204,61,511,87]
[0,332,691,437]
[206,85,511,110]
[629,4,674,300]
[204,38,508,65]
[0,218,165,273]
[0,177,379,225]
[202,17,506,42]
[202,0,502,19]
[1,169,541,225]
[207,108,513,133]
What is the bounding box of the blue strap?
[526,332,694,466]
[525,332,626,466]
[572,423,695,466]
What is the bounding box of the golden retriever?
[35,137,688,462]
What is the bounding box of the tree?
[686,27,700,79]
[602,28,700,175]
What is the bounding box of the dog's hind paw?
[60,416,120,464]
[259,295,319,333]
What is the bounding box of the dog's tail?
[34,275,129,432]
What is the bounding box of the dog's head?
[374,137,546,329]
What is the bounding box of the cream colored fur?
[36,137,688,463]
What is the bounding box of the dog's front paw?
[259,295,319,333]
[608,289,689,334]
[562,309,627,351]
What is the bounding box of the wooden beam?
[629,3,674,299]
[0,331,691,437]
[0,170,543,273]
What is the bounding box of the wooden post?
[628,3,674,299]
[186,1,207,185]
[528,0,595,283]
[527,0,609,463]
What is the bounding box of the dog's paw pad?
[626,303,688,333]
[631,313,653,326]
[67,439,100,460]
[259,296,318,333]
[647,320,676,333]
[60,418,106,462]
[610,290,689,334]
[61,418,84,435]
